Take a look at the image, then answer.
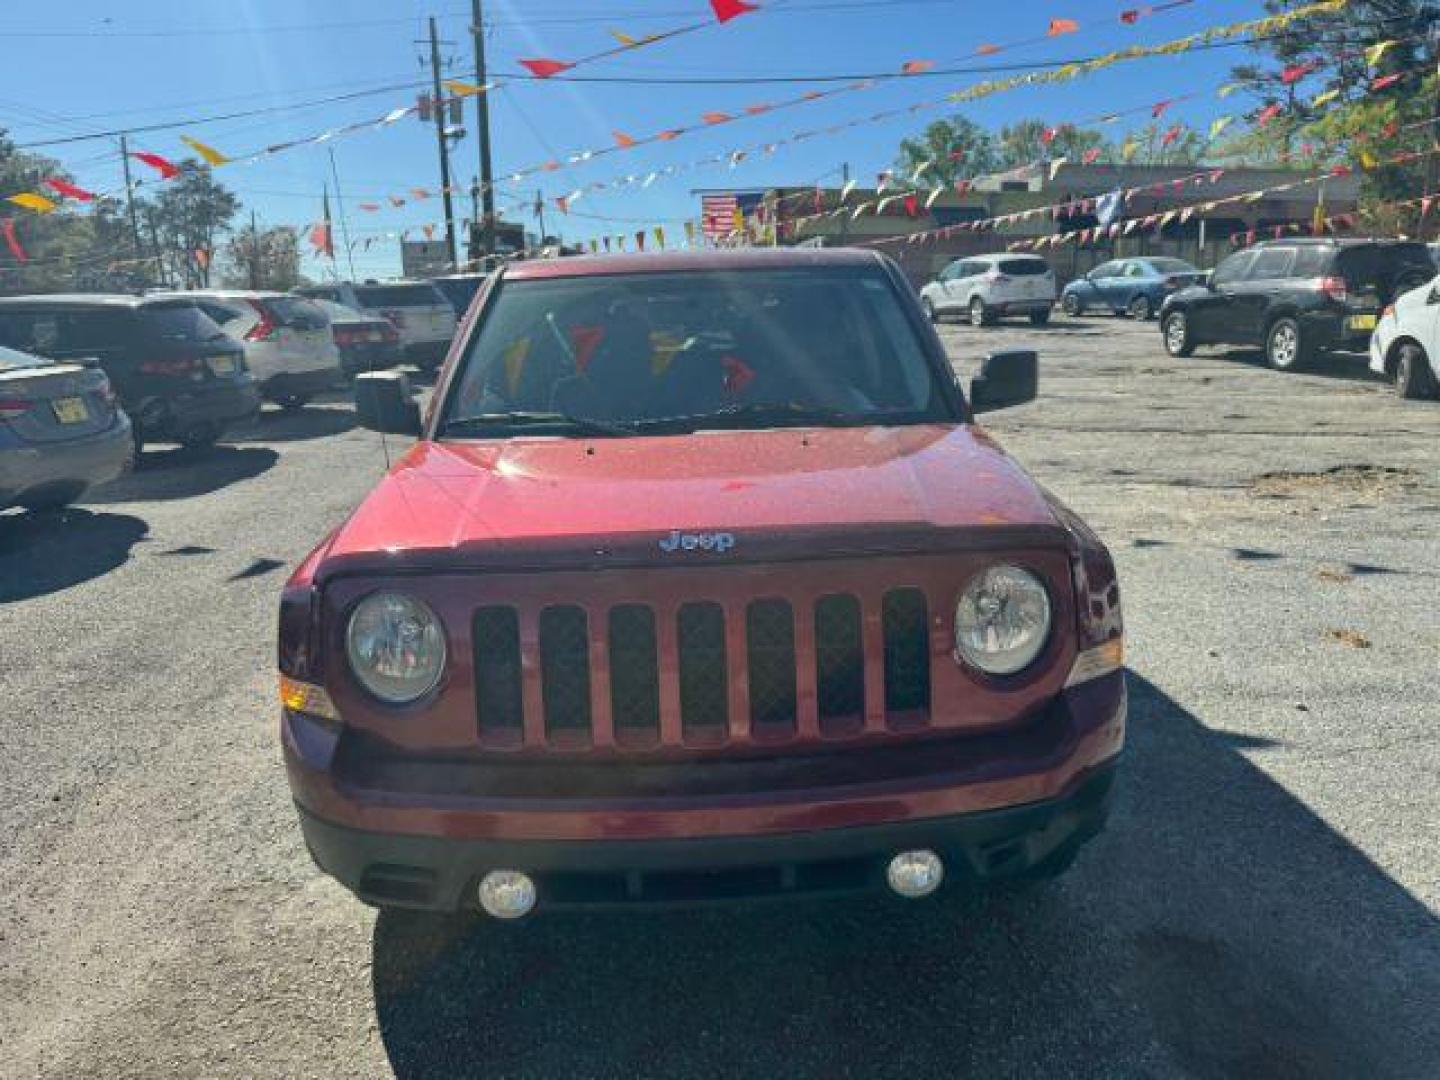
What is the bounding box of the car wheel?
[1162,312,1195,357]
[1128,294,1153,321]
[922,296,939,323]
[1395,341,1440,400]
[278,394,311,411]
[1265,316,1309,371]
[1061,293,1083,317]
[968,297,992,328]
[179,425,220,451]
[1028,309,1051,326]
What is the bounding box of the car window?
[1091,261,1120,279]
[263,296,328,330]
[0,344,50,371]
[0,307,131,356]
[1334,244,1436,295]
[1147,258,1199,275]
[444,267,950,433]
[1210,251,1256,287]
[1289,247,1330,278]
[199,302,242,325]
[354,284,446,308]
[1244,248,1296,281]
[998,258,1048,276]
[1123,262,1147,278]
[138,302,227,343]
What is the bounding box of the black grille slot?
[608,605,660,734]
[677,602,728,735]
[814,594,864,726]
[473,606,522,734]
[882,589,930,715]
[746,598,796,733]
[539,605,591,735]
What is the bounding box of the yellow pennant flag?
[1312,88,1340,108]
[180,135,230,167]
[1217,83,1240,99]
[653,226,666,250]
[8,192,57,213]
[1121,137,1139,162]
[443,79,488,98]
[732,207,744,233]
[1360,149,1379,169]
[1365,40,1395,68]
[1208,115,1234,139]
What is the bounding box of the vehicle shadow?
[0,507,149,603]
[1219,348,1393,388]
[83,446,278,504]
[369,673,1439,1080]
[234,402,358,444]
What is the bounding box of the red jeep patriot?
[279,249,1124,917]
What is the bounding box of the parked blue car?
[1061,257,1206,321]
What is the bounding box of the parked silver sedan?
[0,345,133,513]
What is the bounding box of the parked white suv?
[920,254,1057,327]
[296,281,456,371]
[1369,275,1440,400]
[161,291,341,410]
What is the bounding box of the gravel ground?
[1,315,1436,1079]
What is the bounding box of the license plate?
[208,355,237,376]
[1347,313,1377,331]
[51,396,89,424]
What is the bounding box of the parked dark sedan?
[1159,239,1436,371]
[1061,257,1205,321]
[0,295,260,451]
[0,344,133,512]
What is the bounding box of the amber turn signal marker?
[279,676,338,720]
[1064,637,1125,688]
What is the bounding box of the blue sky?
[3,0,1268,277]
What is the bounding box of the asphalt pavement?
[1,315,1437,1079]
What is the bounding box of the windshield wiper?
[442,410,636,438]
[629,402,886,433]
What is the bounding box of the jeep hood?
[317,424,1067,576]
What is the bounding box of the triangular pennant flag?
[132,151,179,179]
[1151,99,1173,118]
[903,193,919,218]
[555,196,570,214]
[901,60,934,75]
[180,135,230,167]
[411,188,431,200]
[1371,72,1403,92]
[710,0,758,23]
[443,79,488,97]
[1365,40,1395,68]
[389,195,406,207]
[702,111,732,125]
[1082,147,1102,165]
[519,58,573,78]
[1217,83,1240,99]
[2,218,28,262]
[684,220,696,244]
[634,229,646,251]
[1048,18,1080,36]
[745,103,773,115]
[613,130,637,148]
[840,178,857,201]
[1049,156,1069,180]
[1281,61,1317,85]
[654,226,665,250]
[1209,115,1234,139]
[925,187,943,209]
[1312,88,1340,108]
[358,202,381,212]
[8,192,57,213]
[1256,103,1283,127]
[43,178,96,202]
[1161,123,1183,147]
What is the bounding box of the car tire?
[922,297,939,323]
[1395,341,1439,400]
[1062,293,1083,317]
[1162,311,1195,357]
[969,297,993,328]
[179,426,220,452]
[1128,294,1153,321]
[1028,309,1051,326]
[1265,316,1309,372]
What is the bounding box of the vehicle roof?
[149,289,296,301]
[1249,237,1427,248]
[503,247,886,281]
[0,293,198,309]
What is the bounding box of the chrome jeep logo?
[659,530,736,554]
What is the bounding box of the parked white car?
[161,290,341,410]
[1369,276,1440,400]
[920,254,1057,327]
[296,281,456,371]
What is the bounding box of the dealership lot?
[1,316,1436,1078]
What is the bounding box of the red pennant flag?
[308,221,332,257]
[568,326,607,373]
[1329,164,1352,177]
[132,151,179,179]
[1256,103,1283,127]
[543,160,561,172]
[1208,168,1225,183]
[1421,197,1434,219]
[901,60,934,75]
[1281,62,1317,84]
[1082,147,1102,165]
[710,0,757,23]
[634,229,646,251]
[1048,17,1080,36]
[903,193,919,218]
[1381,120,1400,139]
[2,219,27,263]
[555,196,570,214]
[1161,123,1183,147]
[194,248,211,270]
[1040,127,1058,145]
[721,355,756,394]
[520,58,572,78]
[954,179,971,196]
[1120,7,1151,23]
[702,111,732,124]
[358,202,381,212]
[1151,99,1173,118]
[43,178,96,202]
[1371,72,1403,92]
[411,188,431,200]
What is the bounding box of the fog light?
[477,870,537,919]
[886,849,944,899]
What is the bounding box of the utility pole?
[535,189,547,247]
[471,0,497,260]
[426,16,459,271]
[118,133,144,263]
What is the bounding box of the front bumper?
[0,414,133,508]
[286,672,1127,911]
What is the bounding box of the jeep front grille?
[472,588,932,751]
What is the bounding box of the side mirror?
[355,370,421,435]
[970,349,1037,414]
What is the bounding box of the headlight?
[346,592,447,703]
[954,565,1051,676]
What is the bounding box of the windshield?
[443,267,949,435]
[0,344,50,371]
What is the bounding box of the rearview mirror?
[970,349,1037,414]
[355,371,422,436]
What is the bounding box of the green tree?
[894,116,999,187]
[220,224,301,291]
[1123,122,1206,166]
[141,159,240,288]
[996,119,1108,169]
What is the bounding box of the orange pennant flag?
[975,43,1001,55]
[1048,17,1080,36]
[901,60,934,74]
[613,130,637,148]
[702,111,733,125]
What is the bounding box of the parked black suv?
[0,295,260,452]
[1158,239,1435,371]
